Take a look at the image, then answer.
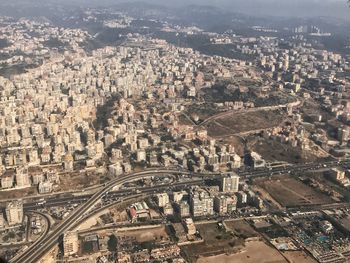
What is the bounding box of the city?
[0,0,350,262]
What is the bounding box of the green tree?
[107,234,118,252]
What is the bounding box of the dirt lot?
[182,222,245,263]
[248,137,318,163]
[206,121,233,137]
[249,137,325,164]
[220,136,245,156]
[282,251,317,263]
[197,240,287,263]
[224,220,258,239]
[186,103,221,121]
[256,175,333,207]
[110,209,128,222]
[206,110,285,137]
[59,171,103,191]
[117,226,169,243]
[0,186,37,201]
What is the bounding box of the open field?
[197,240,287,263]
[186,103,221,121]
[282,251,318,263]
[220,136,245,156]
[182,222,245,263]
[0,186,37,201]
[117,225,169,243]
[59,171,104,191]
[249,137,326,164]
[255,175,333,207]
[224,220,258,239]
[206,110,285,137]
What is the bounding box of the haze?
[61,0,350,20]
[1,0,349,20]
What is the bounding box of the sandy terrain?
[117,226,169,242]
[282,251,317,263]
[197,241,287,263]
[256,175,332,207]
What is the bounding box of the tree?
[107,234,118,252]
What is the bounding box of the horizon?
[0,0,349,20]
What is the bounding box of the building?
[214,195,237,214]
[0,214,5,229]
[63,153,74,172]
[63,231,79,256]
[5,200,24,226]
[328,168,345,181]
[156,193,169,207]
[129,202,150,222]
[176,201,190,218]
[320,220,333,234]
[38,181,53,194]
[236,191,247,207]
[136,150,146,162]
[15,167,30,188]
[190,189,214,217]
[214,195,228,214]
[327,168,349,186]
[226,195,237,212]
[109,163,123,177]
[1,174,14,189]
[221,174,240,192]
[163,203,174,216]
[172,191,188,203]
[183,218,196,235]
[338,126,349,144]
[245,152,266,168]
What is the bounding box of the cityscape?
[0,0,350,262]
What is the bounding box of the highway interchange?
[9,158,350,263]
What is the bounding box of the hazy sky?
[2,0,349,20]
[85,0,350,19]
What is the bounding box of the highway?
[11,159,350,263]
[6,158,349,212]
[11,169,219,263]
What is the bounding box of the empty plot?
[257,176,333,207]
[207,110,285,137]
[197,240,287,263]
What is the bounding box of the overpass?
[11,169,220,263]
[11,158,350,263]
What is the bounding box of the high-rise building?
[176,201,190,218]
[156,193,169,208]
[63,153,74,172]
[5,200,23,226]
[15,167,30,188]
[190,189,214,217]
[338,127,349,144]
[136,150,146,162]
[214,195,228,215]
[236,191,247,207]
[38,181,53,194]
[0,214,5,229]
[1,174,14,189]
[221,174,240,193]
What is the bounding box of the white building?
[5,200,23,226]
[221,174,240,193]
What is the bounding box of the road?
[11,158,350,263]
[199,100,301,126]
[11,168,219,263]
[7,158,348,212]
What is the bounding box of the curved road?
[12,168,219,263]
[11,158,350,263]
[199,100,301,127]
